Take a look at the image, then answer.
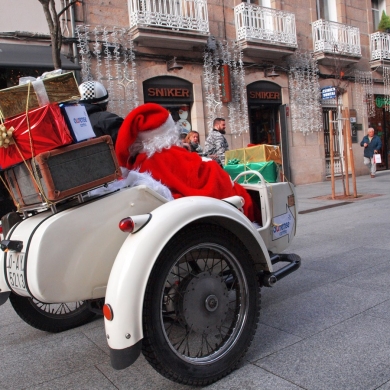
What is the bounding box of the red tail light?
[119,217,135,233]
[103,304,114,321]
[118,214,151,233]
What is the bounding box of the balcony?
[127,0,209,50]
[370,32,390,70]
[234,3,297,59]
[312,19,361,66]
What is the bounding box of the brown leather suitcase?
[4,135,121,210]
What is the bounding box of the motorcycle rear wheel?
[142,224,261,386]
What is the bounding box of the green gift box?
[224,161,279,183]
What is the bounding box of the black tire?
[142,224,261,386]
[9,293,96,333]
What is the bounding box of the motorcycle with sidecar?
[0,169,300,386]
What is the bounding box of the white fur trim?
[138,115,175,141]
[88,169,174,201]
[125,170,174,200]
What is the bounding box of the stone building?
[1,0,390,184]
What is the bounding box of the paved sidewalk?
[1,171,390,389]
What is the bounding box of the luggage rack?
[18,185,114,217]
[18,192,86,217]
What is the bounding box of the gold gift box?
[0,72,80,119]
[225,144,282,165]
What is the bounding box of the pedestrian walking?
[360,127,382,178]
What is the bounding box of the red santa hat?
[115,103,177,167]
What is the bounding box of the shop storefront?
[143,76,194,132]
[246,81,282,145]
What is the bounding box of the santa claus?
[115,103,255,221]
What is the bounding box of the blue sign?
[321,86,336,100]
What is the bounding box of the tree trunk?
[38,0,62,69]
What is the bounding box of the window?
[372,0,386,32]
[316,0,337,21]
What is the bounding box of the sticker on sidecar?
[272,206,295,242]
[6,252,27,291]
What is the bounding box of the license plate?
[6,252,27,291]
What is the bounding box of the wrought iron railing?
[128,0,209,34]
[370,32,390,60]
[234,3,297,47]
[312,19,361,56]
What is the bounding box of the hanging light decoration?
[93,26,103,82]
[202,39,248,136]
[75,25,92,82]
[76,25,139,116]
[354,70,375,118]
[203,44,223,132]
[228,41,249,137]
[288,51,322,135]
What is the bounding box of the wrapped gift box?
[0,72,80,119]
[0,104,73,170]
[225,144,282,166]
[224,161,279,184]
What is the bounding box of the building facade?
[1,0,390,185]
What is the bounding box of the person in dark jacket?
[360,127,382,178]
[79,81,124,146]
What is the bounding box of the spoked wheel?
[142,224,260,386]
[9,293,96,333]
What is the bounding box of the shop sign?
[248,91,281,100]
[147,88,190,97]
[375,95,390,108]
[143,76,193,104]
[321,86,336,100]
[247,81,282,104]
[219,64,232,103]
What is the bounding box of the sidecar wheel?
[9,293,96,333]
[142,224,260,386]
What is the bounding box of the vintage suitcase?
[4,135,121,210]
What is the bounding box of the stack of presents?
[224,144,282,184]
[0,71,120,212]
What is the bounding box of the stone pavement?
[1,170,390,390]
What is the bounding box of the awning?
[0,43,81,70]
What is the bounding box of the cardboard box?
[225,144,282,166]
[0,72,80,119]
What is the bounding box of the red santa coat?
[128,145,255,221]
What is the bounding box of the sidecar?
[0,171,300,385]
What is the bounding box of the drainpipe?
[69,0,80,83]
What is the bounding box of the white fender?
[104,195,272,354]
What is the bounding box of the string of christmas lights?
[76,25,139,116]
[354,70,375,118]
[288,51,322,134]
